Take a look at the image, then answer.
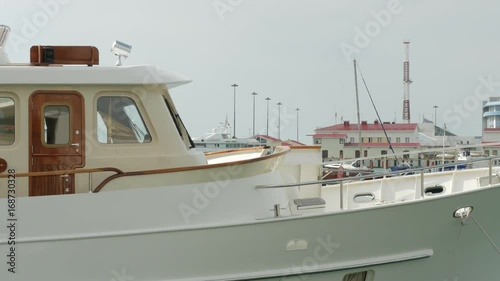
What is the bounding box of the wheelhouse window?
[0,97,15,145]
[44,105,70,145]
[96,96,151,144]
[164,92,195,149]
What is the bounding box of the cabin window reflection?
[0,97,15,145]
[44,105,70,145]
[96,97,151,144]
[163,94,195,149]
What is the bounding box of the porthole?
[425,185,444,195]
[353,193,375,203]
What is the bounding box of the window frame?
[42,103,72,146]
[95,93,153,145]
[0,95,16,146]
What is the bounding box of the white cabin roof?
[0,64,191,88]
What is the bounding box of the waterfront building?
[482,97,500,156]
[312,119,481,166]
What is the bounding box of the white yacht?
[0,25,499,281]
[192,118,263,153]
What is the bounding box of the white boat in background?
[192,118,263,152]
[0,25,500,281]
[323,159,374,179]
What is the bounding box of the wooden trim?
[0,167,123,179]
[93,146,291,193]
[204,146,267,156]
[0,158,6,173]
[288,146,321,150]
[30,46,99,66]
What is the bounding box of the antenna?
[402,41,412,123]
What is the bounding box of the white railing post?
[340,181,344,210]
[420,169,425,198]
[489,158,493,186]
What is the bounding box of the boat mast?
[354,59,362,159]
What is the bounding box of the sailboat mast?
[354,59,362,159]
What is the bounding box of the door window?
[44,105,70,145]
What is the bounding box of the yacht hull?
[1,180,499,281]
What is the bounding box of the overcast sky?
[2,0,500,144]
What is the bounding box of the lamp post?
[251,92,258,136]
[277,102,282,140]
[433,105,438,127]
[295,108,300,141]
[265,97,271,135]
[231,84,238,138]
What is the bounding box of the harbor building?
[312,119,481,166]
[482,97,500,156]
[312,120,419,160]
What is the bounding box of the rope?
[471,215,500,255]
[355,61,399,165]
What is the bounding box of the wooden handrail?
[0,167,123,179]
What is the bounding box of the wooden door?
[29,91,85,196]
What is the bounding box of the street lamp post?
[295,108,300,141]
[433,105,438,127]
[277,102,282,140]
[251,92,258,136]
[231,84,238,138]
[265,97,271,136]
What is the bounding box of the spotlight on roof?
[111,40,132,66]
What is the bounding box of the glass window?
[164,94,194,149]
[44,105,70,145]
[405,137,410,143]
[350,137,354,143]
[96,97,151,144]
[339,138,344,144]
[0,97,15,145]
[396,137,401,143]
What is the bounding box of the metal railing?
[256,156,500,210]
